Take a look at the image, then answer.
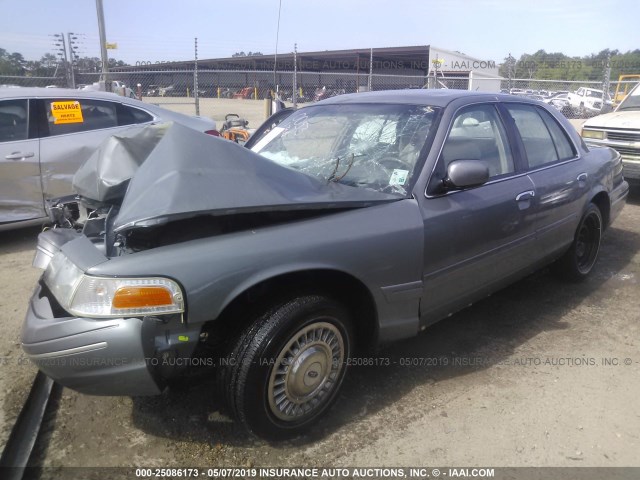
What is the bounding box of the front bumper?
[21,282,163,396]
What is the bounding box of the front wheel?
[555,203,602,281]
[222,295,352,439]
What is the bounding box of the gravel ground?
[1,189,638,473]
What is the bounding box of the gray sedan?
[21,90,629,439]
[0,87,217,230]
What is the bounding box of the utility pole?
[293,43,297,108]
[67,32,80,88]
[368,48,373,91]
[194,37,200,116]
[52,33,70,87]
[95,0,109,91]
[602,51,611,112]
[505,53,516,92]
[273,0,282,95]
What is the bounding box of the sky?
[0,0,638,66]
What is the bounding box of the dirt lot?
[1,191,639,472]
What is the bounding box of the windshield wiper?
[327,152,360,183]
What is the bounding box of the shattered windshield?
[251,103,439,197]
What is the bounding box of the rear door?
[0,98,43,223]
[38,97,154,202]
[502,103,586,260]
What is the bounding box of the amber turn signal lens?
[112,286,173,309]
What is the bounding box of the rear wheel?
[221,295,352,439]
[555,203,602,281]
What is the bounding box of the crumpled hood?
[75,122,400,233]
[73,123,168,204]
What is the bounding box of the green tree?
[0,48,26,75]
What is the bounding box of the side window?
[439,104,514,178]
[117,103,154,126]
[537,108,576,160]
[44,99,118,136]
[0,99,28,143]
[505,104,559,168]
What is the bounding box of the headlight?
[43,252,84,310]
[44,253,184,318]
[581,129,606,140]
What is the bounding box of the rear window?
[505,104,576,167]
[117,103,154,126]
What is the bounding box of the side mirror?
[443,160,489,190]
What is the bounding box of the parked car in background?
[81,80,136,99]
[232,87,256,99]
[314,86,345,101]
[146,85,160,96]
[0,88,217,230]
[567,87,612,117]
[21,90,628,439]
[545,92,565,103]
[544,91,569,103]
[159,85,175,97]
[581,82,640,184]
[544,93,572,116]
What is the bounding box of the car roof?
[0,87,134,102]
[0,86,216,129]
[318,89,518,107]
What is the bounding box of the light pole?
[52,33,70,87]
[95,0,109,91]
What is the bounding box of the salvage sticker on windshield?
[389,169,409,186]
[51,101,84,124]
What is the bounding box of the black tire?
[555,203,602,281]
[222,295,352,439]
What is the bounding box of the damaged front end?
[41,120,401,259]
[24,120,403,395]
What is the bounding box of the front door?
[0,98,43,223]
[419,102,537,325]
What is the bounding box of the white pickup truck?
[581,82,640,183]
[80,80,136,98]
[567,87,611,117]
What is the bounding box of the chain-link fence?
[3,69,639,126]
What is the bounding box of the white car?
[581,82,640,184]
[0,88,217,230]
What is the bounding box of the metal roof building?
[113,45,502,95]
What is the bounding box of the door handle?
[577,172,588,183]
[5,151,35,160]
[515,190,535,202]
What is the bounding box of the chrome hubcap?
[268,322,345,421]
